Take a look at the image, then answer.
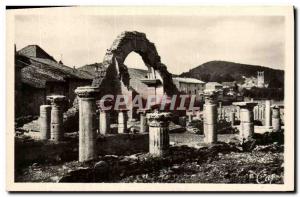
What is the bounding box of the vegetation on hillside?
[240,87,284,101]
[180,61,284,88]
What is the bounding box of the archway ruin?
[92,31,178,97]
[64,31,180,132]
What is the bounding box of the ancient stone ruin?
[63,31,180,132]
[50,31,181,161]
[16,31,285,184]
[92,31,178,96]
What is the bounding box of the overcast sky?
[15,14,285,74]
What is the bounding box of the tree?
[268,77,284,88]
[220,73,235,82]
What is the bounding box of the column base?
[204,123,217,144]
[149,127,169,157]
[240,122,254,139]
[50,124,64,141]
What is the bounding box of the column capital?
[96,99,113,112]
[272,104,284,109]
[233,101,258,110]
[47,95,66,107]
[137,108,151,114]
[40,105,51,110]
[203,90,218,104]
[186,110,195,115]
[75,86,99,98]
[118,108,129,112]
[147,112,171,127]
[265,100,271,104]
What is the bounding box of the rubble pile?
[15,141,283,184]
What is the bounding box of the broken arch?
[92,31,178,96]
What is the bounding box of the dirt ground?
[15,132,284,184]
[170,133,238,148]
[120,147,283,183]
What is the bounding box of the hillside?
[180,61,284,88]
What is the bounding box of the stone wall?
[96,133,148,155]
[15,65,24,117]
[45,81,67,100]
[15,133,149,169]
[217,103,284,125]
[67,79,93,107]
[20,84,46,116]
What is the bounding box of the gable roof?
[17,45,94,89]
[222,81,237,87]
[205,82,223,86]
[21,65,63,88]
[18,45,57,62]
[29,57,94,80]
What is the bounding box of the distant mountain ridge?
[180,60,284,88]
[79,60,284,89]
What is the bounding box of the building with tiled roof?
[205,82,223,91]
[172,77,206,96]
[173,77,205,84]
[15,45,94,116]
[17,45,56,61]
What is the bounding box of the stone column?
[233,102,257,139]
[39,105,51,140]
[262,107,265,121]
[218,102,223,120]
[272,106,281,132]
[237,107,240,120]
[196,110,202,120]
[203,92,218,144]
[254,106,258,120]
[97,99,112,135]
[219,102,222,108]
[47,95,65,141]
[75,86,99,162]
[222,108,225,120]
[230,111,235,126]
[188,113,193,123]
[147,112,171,157]
[178,116,187,127]
[257,106,261,120]
[265,100,272,128]
[118,109,128,134]
[240,108,253,138]
[140,112,149,133]
[99,110,110,135]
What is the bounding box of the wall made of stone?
[46,81,67,99]
[96,133,149,155]
[15,133,149,169]
[15,66,23,117]
[20,84,46,116]
[67,79,92,107]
